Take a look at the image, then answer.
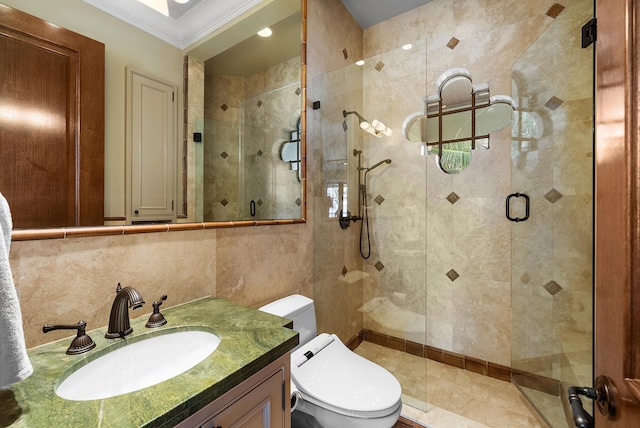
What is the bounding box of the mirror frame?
[12,0,307,242]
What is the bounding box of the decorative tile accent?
[446,269,460,281]
[342,120,348,132]
[375,261,385,271]
[257,100,263,108]
[257,199,263,206]
[544,188,564,203]
[220,199,228,206]
[447,37,460,50]
[521,273,531,284]
[546,3,565,18]
[257,149,263,157]
[295,87,301,96]
[375,195,385,205]
[446,192,460,204]
[342,48,348,60]
[362,328,562,393]
[220,151,228,159]
[545,96,564,111]
[220,104,228,111]
[544,280,563,295]
[342,266,348,275]
[295,198,302,206]
[375,61,385,72]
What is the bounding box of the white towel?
[0,193,33,389]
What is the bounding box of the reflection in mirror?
[511,73,548,171]
[0,4,105,229]
[6,0,306,240]
[188,0,304,222]
[403,67,512,174]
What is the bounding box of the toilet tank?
[259,294,317,349]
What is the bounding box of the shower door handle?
[568,376,618,427]
[506,193,529,222]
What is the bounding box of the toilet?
[260,294,402,428]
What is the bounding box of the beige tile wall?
[12,222,312,349]
[354,0,581,368]
[308,0,366,343]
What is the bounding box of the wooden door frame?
[594,0,640,424]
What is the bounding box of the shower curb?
[347,328,560,397]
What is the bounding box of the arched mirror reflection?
[403,67,513,174]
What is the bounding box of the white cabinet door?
[126,68,176,223]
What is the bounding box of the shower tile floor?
[354,341,547,428]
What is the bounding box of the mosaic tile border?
[346,329,560,396]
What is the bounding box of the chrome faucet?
[105,283,145,339]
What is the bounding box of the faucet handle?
[145,295,168,328]
[43,320,96,355]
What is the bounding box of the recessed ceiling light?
[257,27,273,37]
[356,60,365,66]
[175,0,190,3]
[402,43,413,50]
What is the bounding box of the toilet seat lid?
[291,333,402,417]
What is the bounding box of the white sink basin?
[56,330,220,401]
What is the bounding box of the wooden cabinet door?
[173,355,290,428]
[202,369,285,428]
[126,68,176,223]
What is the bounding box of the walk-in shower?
[313,0,593,426]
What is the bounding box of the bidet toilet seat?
[291,333,402,419]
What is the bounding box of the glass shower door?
[510,0,594,426]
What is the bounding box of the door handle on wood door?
[568,375,618,427]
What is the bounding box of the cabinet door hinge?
[582,18,596,48]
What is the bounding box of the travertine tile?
[355,341,545,428]
[12,230,217,348]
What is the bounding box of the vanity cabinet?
[175,354,291,428]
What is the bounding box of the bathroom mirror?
[187,0,304,222]
[403,67,512,174]
[4,0,307,239]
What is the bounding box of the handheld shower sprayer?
[358,158,392,259]
[366,159,392,171]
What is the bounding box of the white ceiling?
[340,0,433,28]
[82,0,262,49]
[82,0,433,50]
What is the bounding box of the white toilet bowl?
[260,295,402,428]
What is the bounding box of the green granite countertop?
[4,297,298,427]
